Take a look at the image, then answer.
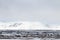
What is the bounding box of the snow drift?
[0,21,60,30]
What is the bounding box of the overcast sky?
[0,0,60,25]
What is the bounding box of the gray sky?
[0,0,60,25]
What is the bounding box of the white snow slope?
[0,21,60,30]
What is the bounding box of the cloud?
[0,0,60,25]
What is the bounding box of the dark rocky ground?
[0,30,60,39]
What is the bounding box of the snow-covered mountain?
[0,21,60,30]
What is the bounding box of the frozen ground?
[0,38,60,40]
